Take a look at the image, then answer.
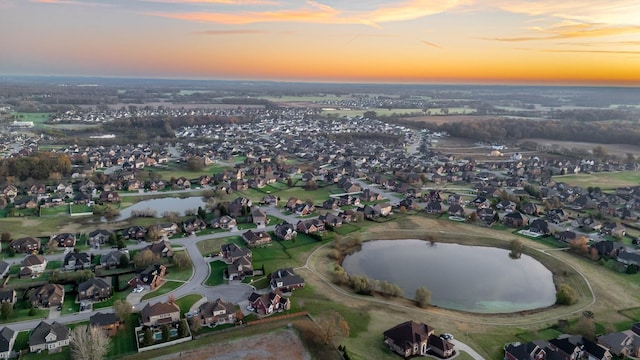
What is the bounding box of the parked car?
[132,286,143,293]
[440,333,454,340]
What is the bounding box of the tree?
[173,251,192,271]
[188,316,202,334]
[178,320,189,337]
[415,287,431,308]
[592,145,609,160]
[133,249,160,268]
[509,239,524,259]
[574,313,596,341]
[556,284,578,305]
[143,328,154,346]
[119,253,130,268]
[351,276,373,295]
[70,325,111,360]
[0,302,13,320]
[186,157,204,172]
[316,311,350,345]
[161,324,171,342]
[113,299,133,322]
[0,232,11,243]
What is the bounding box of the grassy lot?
[22,348,71,360]
[553,171,640,190]
[0,300,48,325]
[196,236,244,256]
[164,263,194,282]
[206,261,227,286]
[93,290,131,310]
[70,204,93,214]
[61,294,80,315]
[40,205,69,216]
[145,164,230,182]
[13,112,54,125]
[106,313,140,359]
[141,280,183,300]
[46,260,63,270]
[175,294,203,314]
[321,108,425,117]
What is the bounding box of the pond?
[342,239,556,313]
[116,196,206,221]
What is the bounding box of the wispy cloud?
[542,49,640,55]
[421,40,441,48]
[195,29,265,35]
[142,0,280,5]
[31,0,111,6]
[147,0,467,26]
[484,23,640,42]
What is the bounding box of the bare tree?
[70,325,111,360]
[415,287,431,308]
[173,251,192,271]
[316,311,350,345]
[133,249,160,268]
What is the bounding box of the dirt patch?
[161,329,310,360]
[400,115,495,125]
[523,138,640,158]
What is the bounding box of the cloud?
[31,0,111,5]
[142,0,280,5]
[195,29,266,35]
[421,40,441,48]
[484,23,640,42]
[147,0,467,26]
[542,49,640,55]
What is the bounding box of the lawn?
[196,236,243,256]
[206,261,227,286]
[175,294,203,314]
[106,313,140,359]
[164,263,194,282]
[553,171,640,190]
[0,300,48,325]
[93,290,131,310]
[70,204,93,214]
[141,280,183,300]
[61,294,80,315]
[40,205,69,216]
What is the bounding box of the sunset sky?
[1,0,639,85]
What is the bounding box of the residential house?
[90,312,120,337]
[598,332,640,358]
[429,334,455,358]
[322,198,340,210]
[590,240,616,258]
[182,218,207,234]
[10,237,40,254]
[210,215,237,230]
[547,208,569,224]
[20,254,47,278]
[100,250,127,269]
[29,321,70,353]
[269,268,305,292]
[503,212,529,228]
[259,195,278,206]
[250,208,268,227]
[72,192,92,205]
[521,202,540,216]
[476,207,497,225]
[375,202,393,216]
[293,202,315,216]
[617,250,640,267]
[78,278,112,302]
[548,337,583,360]
[140,301,181,327]
[529,219,550,235]
[247,291,290,316]
[383,321,434,358]
[555,231,578,243]
[1,185,18,199]
[360,188,382,202]
[497,200,517,213]
[88,229,113,248]
[220,243,251,263]
[472,196,491,209]
[198,298,237,326]
[99,191,120,203]
[130,264,166,290]
[242,230,272,247]
[0,290,16,305]
[319,213,343,228]
[447,204,466,218]
[13,196,37,209]
[296,218,325,234]
[122,225,147,240]
[30,284,64,308]
[398,197,419,210]
[146,240,174,258]
[504,340,548,360]
[51,233,76,248]
[425,201,443,214]
[0,327,16,359]
[274,222,297,241]
[63,252,91,271]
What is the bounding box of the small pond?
[116,196,206,221]
[342,239,556,313]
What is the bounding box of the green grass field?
[164,262,194,282]
[141,280,183,300]
[175,294,203,314]
[206,261,228,286]
[553,171,640,190]
[321,108,425,117]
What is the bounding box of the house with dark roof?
[198,298,237,326]
[50,233,76,248]
[140,301,180,327]
[0,261,9,279]
[269,268,305,292]
[383,321,434,358]
[122,225,147,240]
[210,215,237,230]
[90,312,120,337]
[88,229,113,248]
[242,230,272,247]
[146,240,173,258]
[29,321,70,353]
[0,290,16,305]
[247,291,290,316]
[0,327,16,359]
[504,340,548,360]
[429,333,455,358]
[597,332,640,358]
[250,208,268,227]
[78,278,112,302]
[30,284,64,308]
[10,237,40,254]
[182,217,207,234]
[63,252,91,271]
[274,222,297,241]
[100,250,127,269]
[20,254,47,278]
[503,212,529,228]
[529,219,550,235]
[129,264,166,290]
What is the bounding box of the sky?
[1,0,639,85]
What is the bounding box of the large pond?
[342,239,556,313]
[116,196,206,221]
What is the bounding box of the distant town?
[0,78,639,360]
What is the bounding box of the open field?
[523,138,640,158]
[554,171,640,189]
[322,108,424,117]
[399,114,495,125]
